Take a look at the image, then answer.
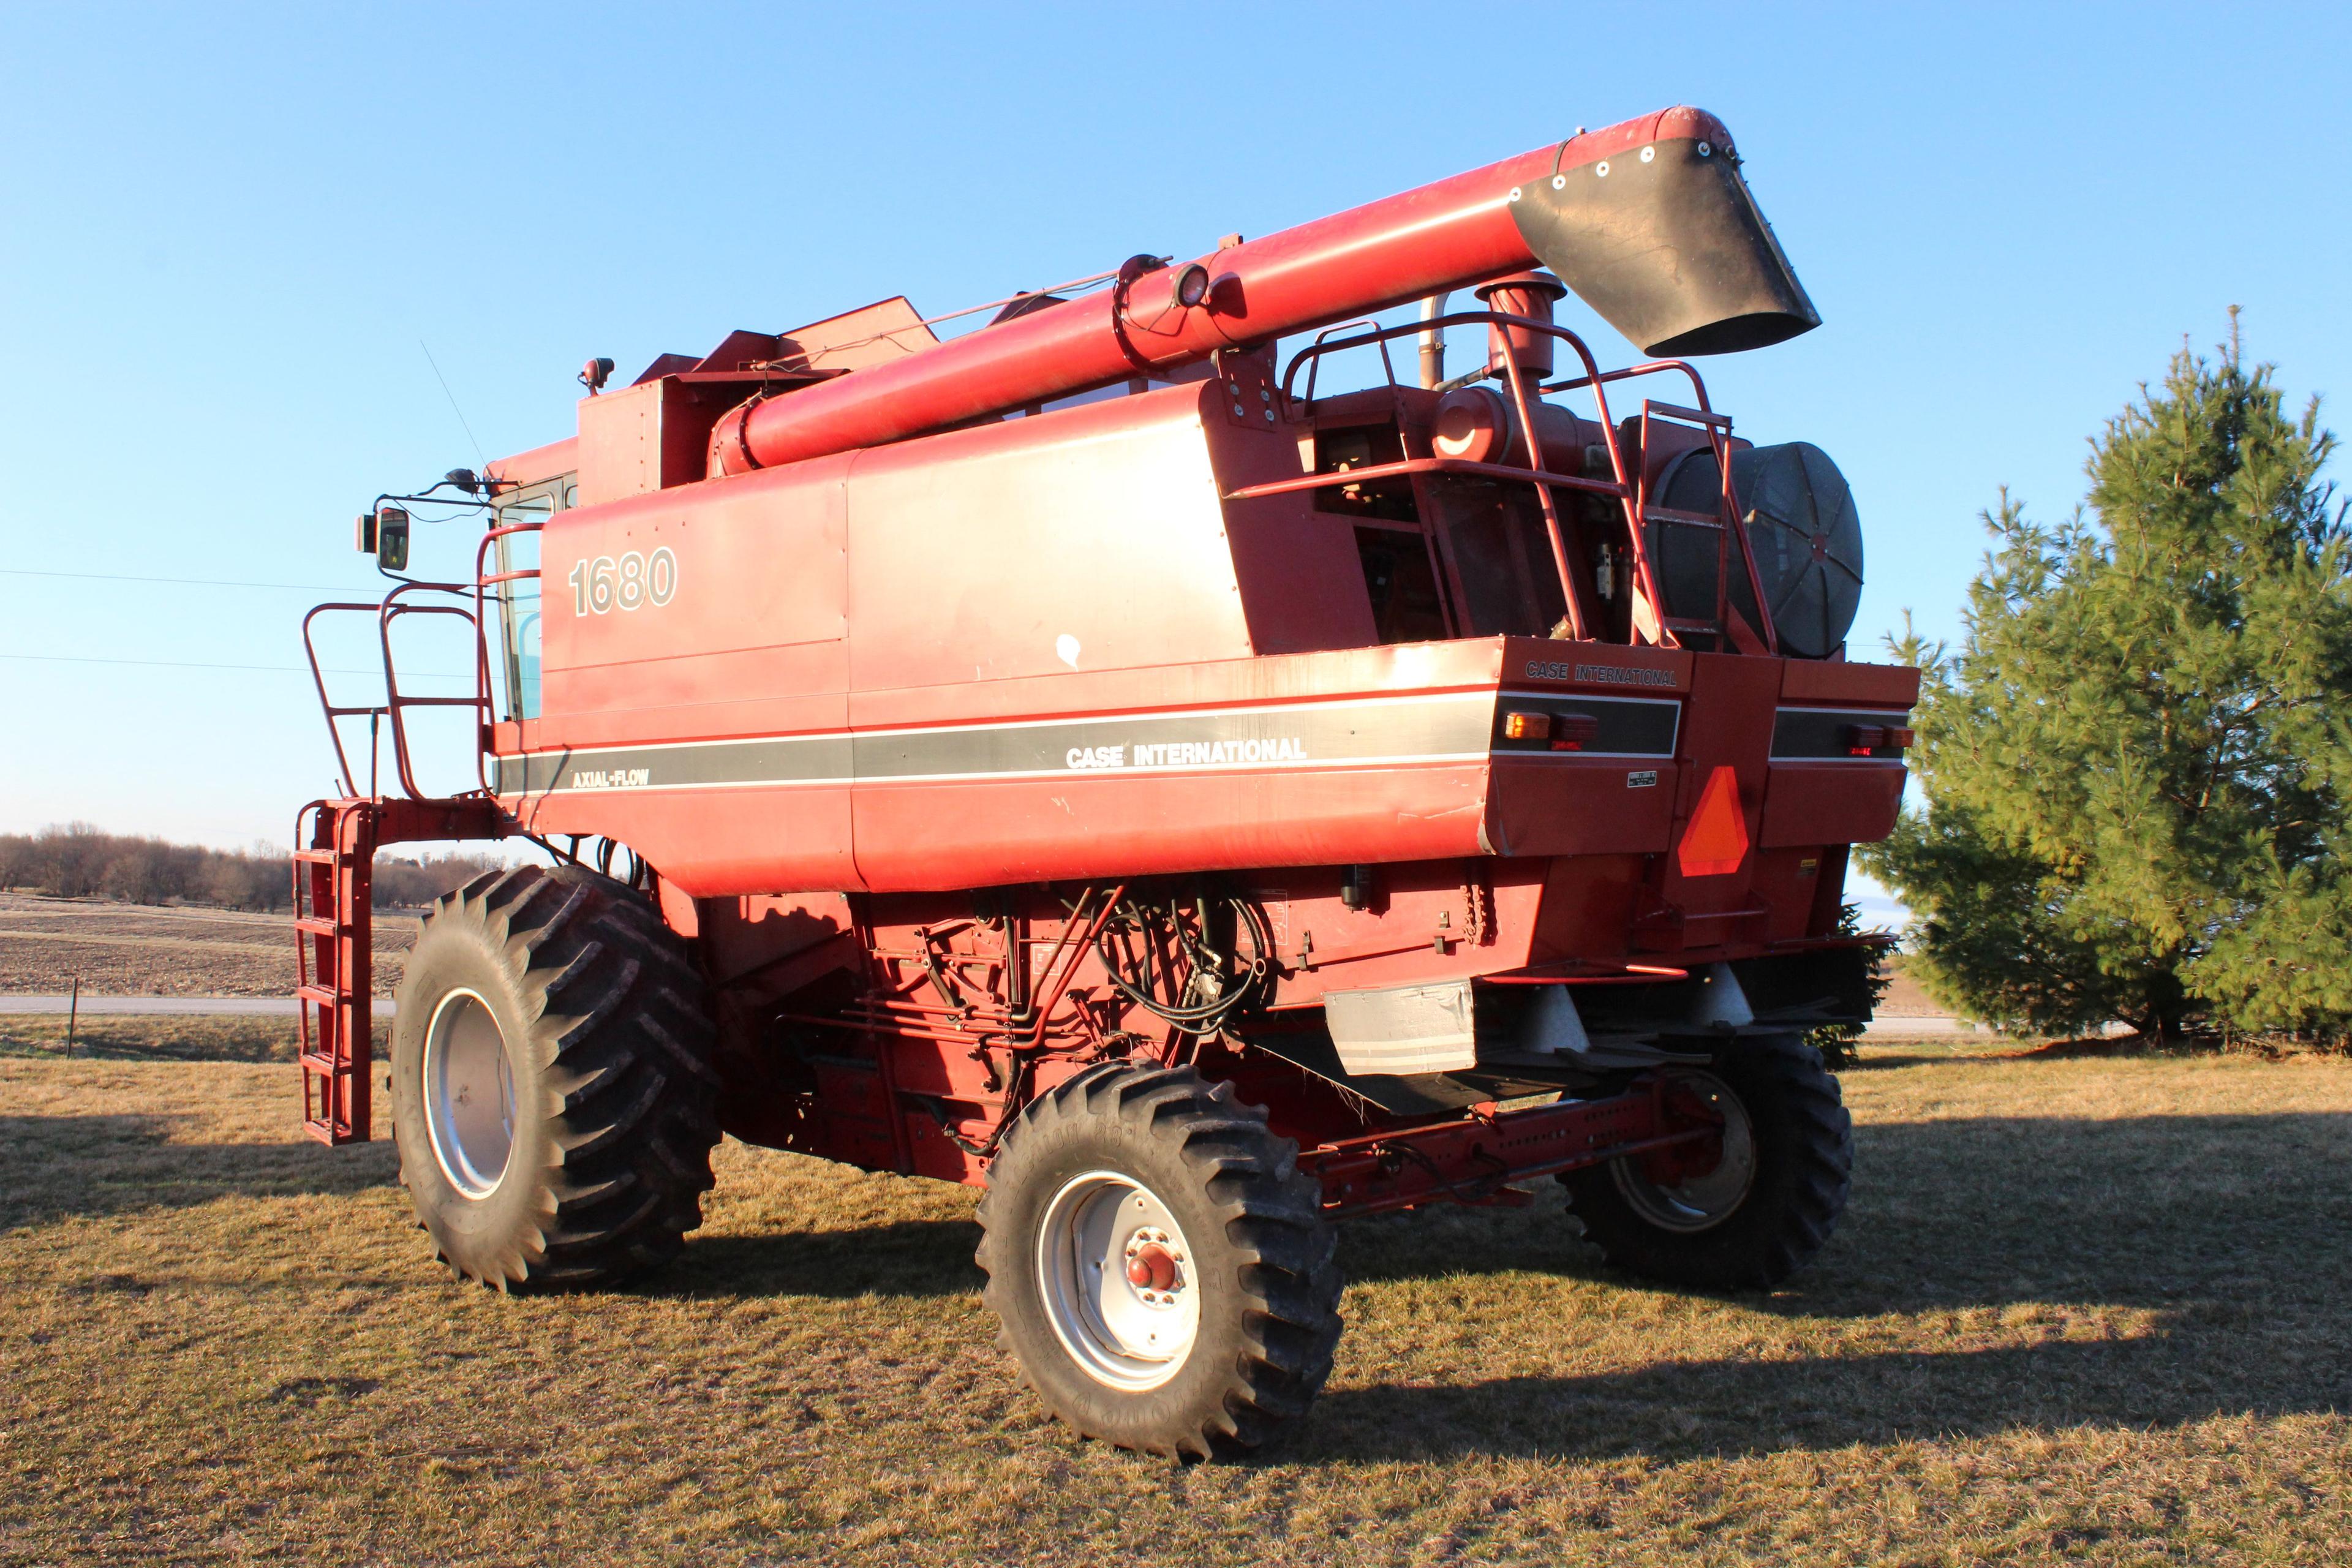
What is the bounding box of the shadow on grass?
[636,1109,2352,1326]
[1342,1112,2352,1317]
[623,1107,2352,1461]
[1298,1329,2352,1463]
[654,1220,986,1300]
[10,1091,2348,1352]
[1306,1103,2352,1461]
[0,1114,396,1232]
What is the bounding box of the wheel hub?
[1123,1233,1183,1300]
[1641,1078,1732,1186]
[1037,1173,1202,1390]
[1612,1068,1757,1234]
[421,988,518,1199]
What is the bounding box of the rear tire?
[389,864,720,1291]
[976,1065,1342,1458]
[1561,1033,1851,1290]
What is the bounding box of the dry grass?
[0,892,417,998]
[2,1034,2347,1566]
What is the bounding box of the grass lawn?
[2,1025,2346,1566]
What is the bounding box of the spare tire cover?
[1655,440,1863,659]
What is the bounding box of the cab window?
[491,477,573,722]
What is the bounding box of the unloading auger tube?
[298,102,1912,1463]
[707,105,1817,475]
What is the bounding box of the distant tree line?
[0,823,510,911]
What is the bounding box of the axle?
[1304,1079,1722,1219]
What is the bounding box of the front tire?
[976,1065,1342,1458]
[389,864,720,1291]
[1562,1033,1852,1290]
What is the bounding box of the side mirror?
[369,506,410,571]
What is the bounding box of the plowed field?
[0,892,416,997]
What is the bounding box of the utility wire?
[0,651,471,678]
[0,568,358,592]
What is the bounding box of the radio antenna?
[419,338,488,468]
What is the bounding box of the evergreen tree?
[1861,322,2352,1042]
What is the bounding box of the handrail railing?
[301,603,393,799]
[1226,454,1622,502]
[299,519,547,806]
[1297,318,1396,409]
[1635,399,1778,655]
[375,582,488,800]
[1276,311,1779,655]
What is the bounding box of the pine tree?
[1860,322,2352,1042]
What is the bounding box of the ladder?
[293,799,379,1145]
[290,796,511,1145]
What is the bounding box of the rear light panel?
[1500,709,1605,750]
[1496,695,1681,757]
[1550,714,1600,752]
[1842,722,1915,756]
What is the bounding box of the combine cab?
[298,105,1911,1457]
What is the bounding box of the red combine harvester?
[298,105,1909,1457]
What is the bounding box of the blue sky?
[2,1,2345,881]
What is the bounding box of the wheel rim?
[1036,1170,1201,1391]
[1612,1068,1757,1233]
[421,988,517,1199]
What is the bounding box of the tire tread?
[1562,1033,1851,1291]
[394,863,719,1292]
[974,1063,1343,1458]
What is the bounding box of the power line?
[0,568,358,592]
[0,651,472,679]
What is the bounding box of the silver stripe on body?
[497,688,1683,796]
